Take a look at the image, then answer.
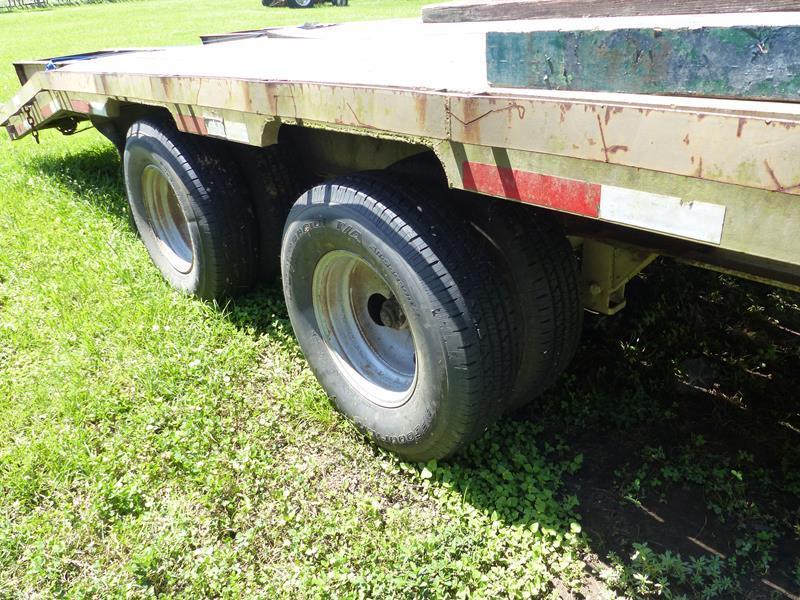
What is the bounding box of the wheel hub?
[140,164,193,274]
[312,251,417,407]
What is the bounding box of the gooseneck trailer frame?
[3,2,799,460]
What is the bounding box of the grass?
[1,1,799,597]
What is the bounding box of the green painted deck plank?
[487,26,800,101]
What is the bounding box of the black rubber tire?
[229,143,299,282]
[281,174,515,461]
[461,194,583,412]
[287,0,314,7]
[123,118,257,300]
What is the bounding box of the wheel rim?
[312,250,417,407]
[140,164,193,274]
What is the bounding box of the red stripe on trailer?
[462,162,601,217]
[176,113,207,135]
[70,99,91,113]
[41,103,55,118]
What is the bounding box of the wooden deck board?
[423,0,800,23]
[487,25,800,100]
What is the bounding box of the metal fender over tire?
[281,174,515,461]
[464,195,583,412]
[123,119,257,299]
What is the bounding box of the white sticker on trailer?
[205,117,226,138]
[224,120,249,144]
[599,186,726,245]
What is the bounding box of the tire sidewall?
[282,190,453,454]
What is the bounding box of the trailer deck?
[2,13,800,292]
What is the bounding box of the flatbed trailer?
[3,2,799,460]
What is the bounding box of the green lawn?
[1,1,799,598]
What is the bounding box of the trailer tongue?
[2,3,798,459]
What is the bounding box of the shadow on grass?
[29,143,129,223]
[505,264,799,598]
[33,145,800,599]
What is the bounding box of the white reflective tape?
[599,186,726,245]
[205,117,225,138]
[224,120,249,144]
[89,101,108,116]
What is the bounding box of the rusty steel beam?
[2,58,800,287]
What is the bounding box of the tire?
[230,144,299,282]
[281,174,515,461]
[462,194,583,411]
[123,118,257,299]
[287,0,314,7]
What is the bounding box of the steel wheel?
[312,250,417,407]
[123,118,257,299]
[282,174,517,460]
[140,164,193,274]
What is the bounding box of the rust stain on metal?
[683,134,690,145]
[413,93,428,125]
[764,160,783,190]
[607,144,629,154]
[157,77,171,103]
[737,118,747,138]
[99,73,110,96]
[559,102,572,123]
[763,159,800,193]
[450,101,526,129]
[596,114,610,163]
[695,156,703,178]
[346,102,376,130]
[603,105,622,126]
